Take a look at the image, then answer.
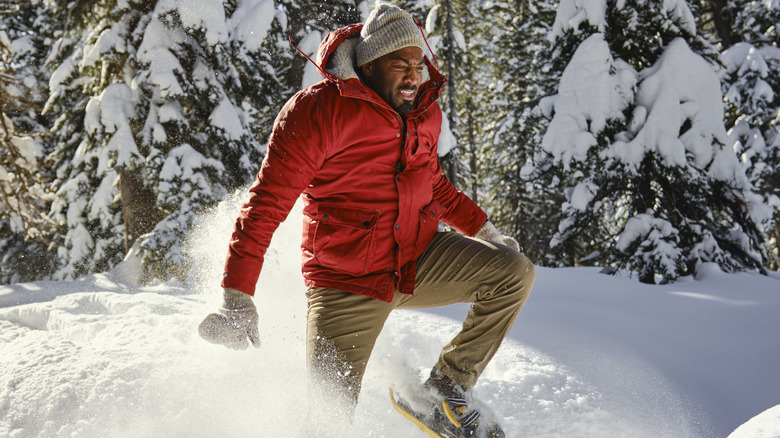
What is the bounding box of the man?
[199,4,535,437]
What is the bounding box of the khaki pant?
[305,231,535,403]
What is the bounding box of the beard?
[395,100,414,115]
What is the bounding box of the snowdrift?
[1,200,778,437]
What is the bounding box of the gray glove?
[474,220,522,252]
[198,288,260,350]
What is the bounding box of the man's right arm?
[221,89,331,296]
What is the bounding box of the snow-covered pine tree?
[477,0,559,262]
[43,0,282,281]
[526,0,618,267]
[717,1,780,269]
[0,0,58,283]
[536,0,767,283]
[422,0,504,204]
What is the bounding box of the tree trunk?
[466,97,478,204]
[703,0,735,47]
[119,168,158,252]
[443,0,459,184]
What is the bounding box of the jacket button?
[363,221,370,227]
[396,133,401,138]
[395,224,400,230]
[323,214,329,220]
[396,176,401,182]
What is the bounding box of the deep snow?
[1,198,778,437]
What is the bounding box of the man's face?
[361,46,424,115]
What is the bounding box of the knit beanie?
[355,4,425,67]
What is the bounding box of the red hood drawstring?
[413,17,439,70]
[288,35,335,81]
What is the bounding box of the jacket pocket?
[313,204,378,276]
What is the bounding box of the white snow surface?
[1,197,778,437]
[728,405,780,438]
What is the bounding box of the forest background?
[1,0,778,286]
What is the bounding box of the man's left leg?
[389,232,534,436]
[398,231,535,389]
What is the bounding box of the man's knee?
[498,249,535,305]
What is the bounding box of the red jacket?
[222,24,487,302]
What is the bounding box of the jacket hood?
[315,23,433,85]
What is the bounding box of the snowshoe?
[390,387,505,438]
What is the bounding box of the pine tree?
[534,0,767,283]
[422,0,504,204]
[0,0,58,282]
[42,0,285,281]
[718,0,780,269]
[477,0,559,261]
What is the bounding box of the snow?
[299,30,324,89]
[723,43,772,78]
[98,83,141,167]
[47,52,78,94]
[5,0,780,434]
[550,0,696,41]
[137,18,186,98]
[437,114,456,157]
[550,0,608,39]
[81,23,128,69]
[1,197,778,437]
[157,0,229,46]
[157,101,184,123]
[541,33,635,170]
[88,174,118,223]
[8,135,37,168]
[634,39,729,173]
[544,30,750,194]
[425,4,440,34]
[568,180,598,211]
[228,0,276,52]
[722,43,780,106]
[158,144,225,196]
[209,97,245,140]
[615,214,682,279]
[728,406,780,438]
[661,0,697,36]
